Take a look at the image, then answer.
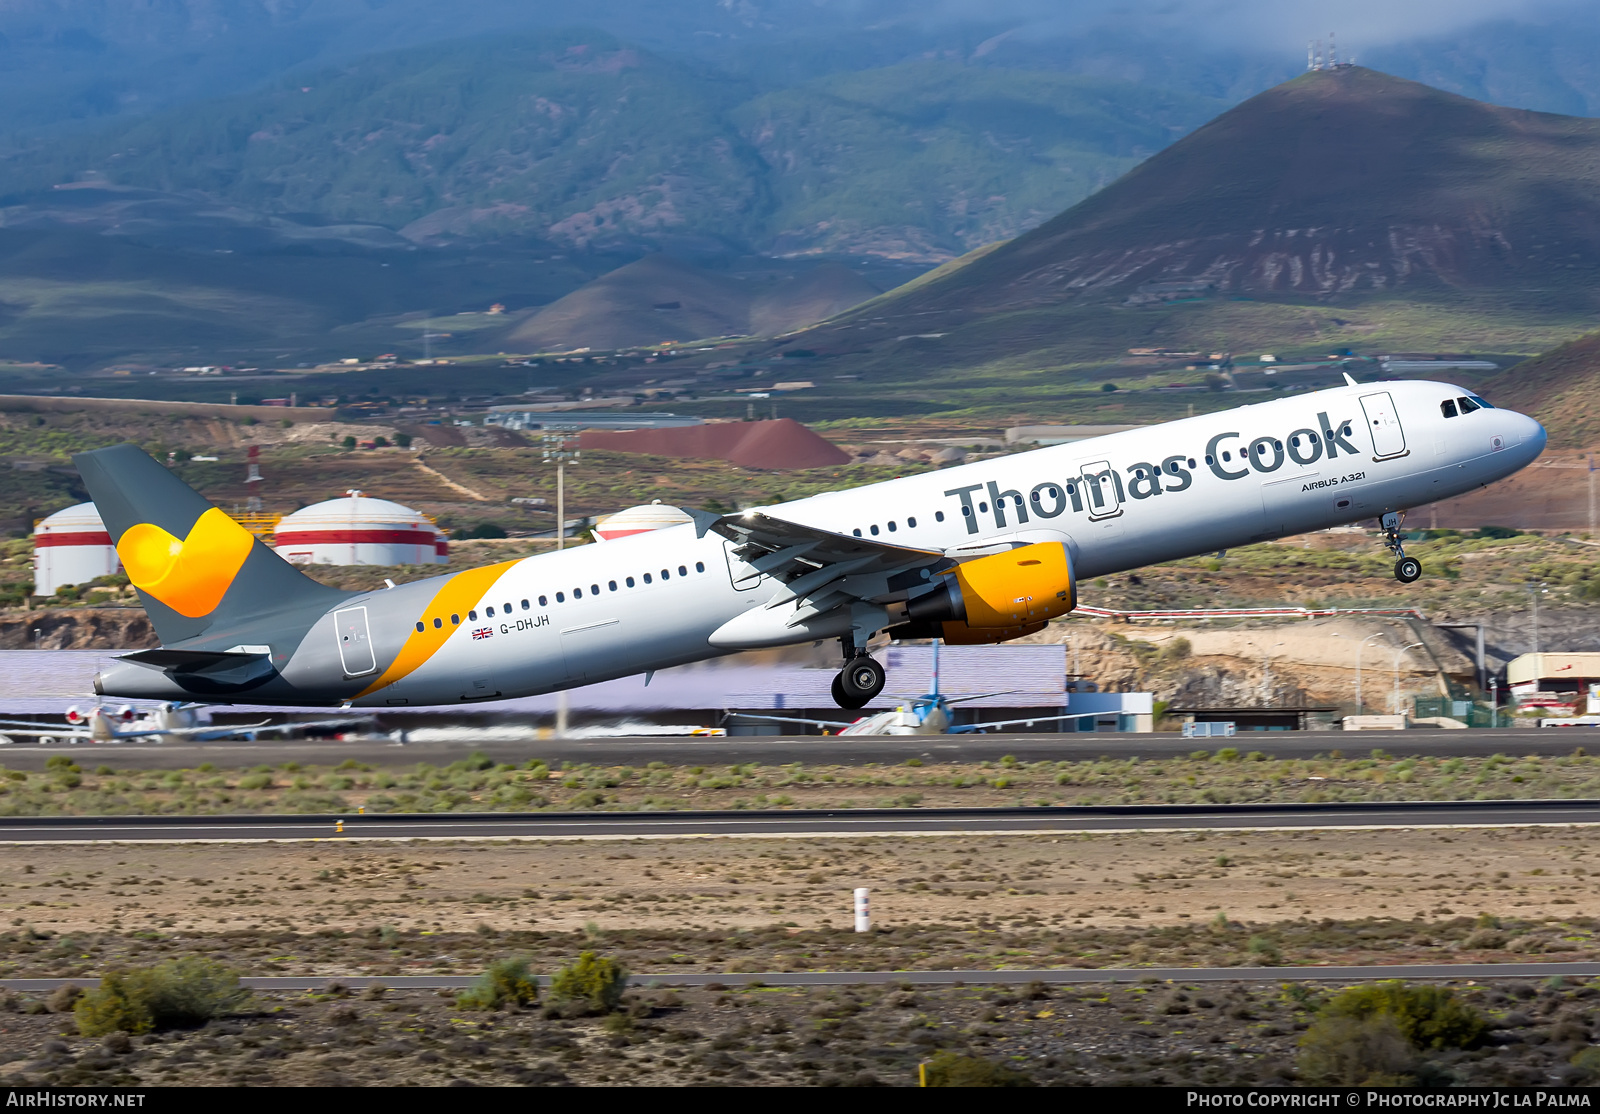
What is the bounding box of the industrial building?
[272,492,448,567]
[33,502,118,597]
[1507,653,1600,712]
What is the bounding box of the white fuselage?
[350,380,1544,707]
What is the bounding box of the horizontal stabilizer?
[119,649,269,673]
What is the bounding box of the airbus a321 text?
[75,377,1543,713]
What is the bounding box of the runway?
[3,960,1597,993]
[2,798,1597,843]
[0,727,1586,771]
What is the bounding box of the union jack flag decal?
[472,627,493,640]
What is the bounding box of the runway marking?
[5,820,1600,845]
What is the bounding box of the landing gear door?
[1360,392,1408,460]
[723,540,766,591]
[334,606,377,677]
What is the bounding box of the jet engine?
[892,541,1075,643]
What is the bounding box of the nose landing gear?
[831,637,886,710]
[1381,511,1422,583]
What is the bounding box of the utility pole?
[1394,641,1424,716]
[542,432,579,550]
[1589,454,1595,538]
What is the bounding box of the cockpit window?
[1467,394,1494,409]
[1440,399,1458,418]
[1458,396,1480,414]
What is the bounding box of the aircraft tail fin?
[73,444,350,648]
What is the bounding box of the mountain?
[0,32,1223,262]
[507,254,878,350]
[807,66,1600,337]
[1480,331,1600,449]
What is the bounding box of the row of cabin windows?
[851,513,939,538]
[1440,395,1492,418]
[414,560,708,632]
[1203,426,1353,465]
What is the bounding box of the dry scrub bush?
[76,957,248,1036]
[1298,1014,1418,1085]
[549,950,628,1015]
[1320,981,1486,1051]
[456,956,540,1010]
[922,1050,1035,1087]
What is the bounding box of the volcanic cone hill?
[813,67,1600,340]
[1481,331,1600,449]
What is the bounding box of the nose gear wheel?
[1379,511,1421,583]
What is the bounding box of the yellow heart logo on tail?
[117,507,254,618]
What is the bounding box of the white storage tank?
[592,501,692,542]
[34,502,119,597]
[272,491,448,566]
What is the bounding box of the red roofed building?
[577,418,848,470]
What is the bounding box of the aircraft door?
[1078,461,1124,521]
[723,540,766,591]
[333,606,377,677]
[1360,392,1408,459]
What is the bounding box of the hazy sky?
[916,0,1591,50]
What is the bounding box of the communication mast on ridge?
[1307,33,1352,72]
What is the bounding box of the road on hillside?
[1,798,1597,843]
[0,727,1586,771]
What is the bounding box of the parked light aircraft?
[77,378,1543,711]
[729,641,1090,735]
[0,702,370,745]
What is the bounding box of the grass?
[8,750,1600,817]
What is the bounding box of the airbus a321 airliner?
[78,377,1543,711]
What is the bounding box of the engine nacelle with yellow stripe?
[895,541,1075,643]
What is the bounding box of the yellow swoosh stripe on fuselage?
[354,560,519,698]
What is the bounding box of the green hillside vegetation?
[1480,330,1600,448]
[730,61,1222,259]
[0,32,1222,261]
[509,254,879,350]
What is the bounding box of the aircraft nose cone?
[1523,412,1547,453]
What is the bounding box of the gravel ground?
[3,977,1598,1087]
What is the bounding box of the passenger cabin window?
[522,599,531,610]
[433,618,443,629]
[609,581,617,591]
[852,528,862,536]
[468,610,478,621]
[870,524,879,535]
[485,606,494,617]
[1458,396,1480,414]
[643,573,652,584]
[887,521,897,532]
[1441,399,1458,418]
[555,592,564,602]
[678,565,687,577]
[908,517,917,527]
[415,622,425,632]
[933,512,943,522]
[695,561,705,573]
[626,576,635,587]
[661,569,670,580]
[450,614,460,625]
[573,588,582,598]
[591,583,599,595]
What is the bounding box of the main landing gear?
[831,636,886,710]
[1381,511,1422,583]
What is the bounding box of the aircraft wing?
[949,711,1104,734]
[688,508,954,634]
